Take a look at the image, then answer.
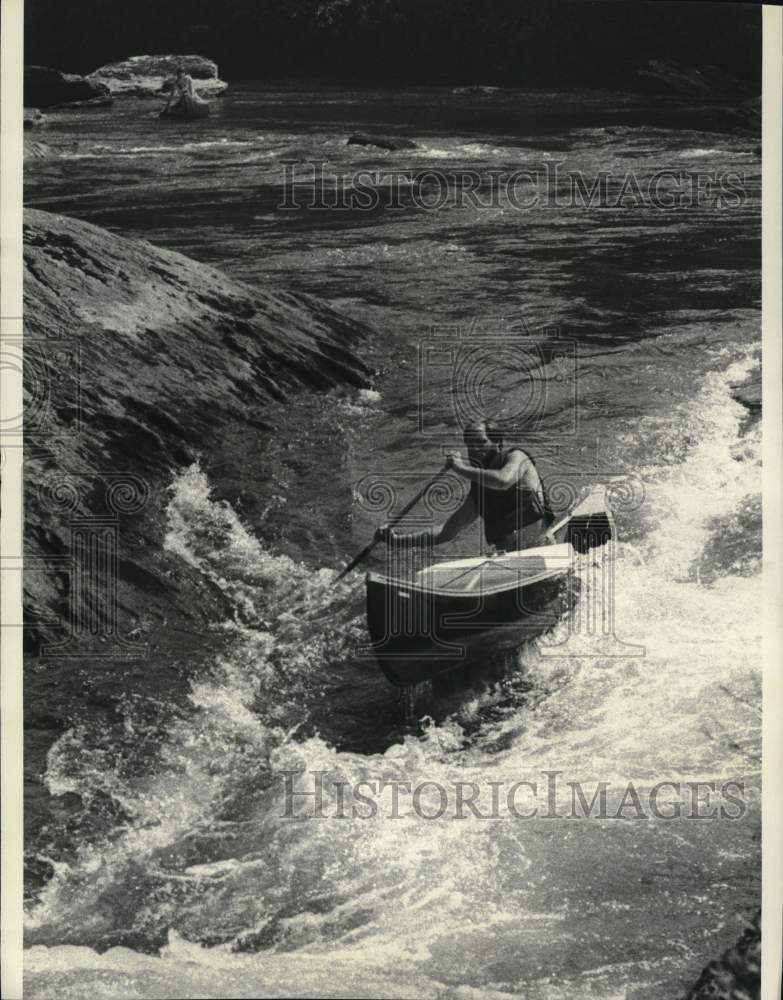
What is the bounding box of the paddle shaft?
[335,465,448,582]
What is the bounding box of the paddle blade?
[334,540,377,583]
[565,511,614,553]
[334,465,447,584]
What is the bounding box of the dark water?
[24,84,761,999]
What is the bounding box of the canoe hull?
[365,485,614,688]
[366,570,570,686]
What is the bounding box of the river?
[23,83,761,999]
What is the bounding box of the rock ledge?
[88,55,228,97]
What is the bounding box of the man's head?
[176,65,186,78]
[462,419,504,466]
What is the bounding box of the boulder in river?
[730,370,761,415]
[24,108,46,129]
[683,910,760,999]
[23,208,371,657]
[347,133,417,151]
[88,55,228,97]
[636,58,755,100]
[636,59,759,134]
[24,65,112,109]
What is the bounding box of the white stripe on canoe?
[416,542,573,576]
[369,564,570,599]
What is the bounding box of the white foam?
[25,351,761,995]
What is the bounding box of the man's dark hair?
[484,419,504,446]
[463,418,504,448]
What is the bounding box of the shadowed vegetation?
[25,0,761,90]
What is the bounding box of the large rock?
[24,66,112,108]
[683,910,760,999]
[88,55,228,97]
[637,58,755,100]
[730,370,761,415]
[23,208,370,657]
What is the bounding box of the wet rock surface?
[24,207,370,643]
[730,370,761,415]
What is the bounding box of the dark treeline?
[24,0,761,90]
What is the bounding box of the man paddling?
[376,420,554,552]
[163,65,208,116]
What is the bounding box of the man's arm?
[376,492,477,546]
[433,491,478,543]
[449,450,526,490]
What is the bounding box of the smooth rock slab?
[730,371,761,414]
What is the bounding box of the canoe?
[366,485,614,687]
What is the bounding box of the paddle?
[551,486,614,554]
[334,465,448,583]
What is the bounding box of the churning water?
[24,84,760,998]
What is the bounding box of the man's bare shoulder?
[504,447,532,466]
[504,449,540,485]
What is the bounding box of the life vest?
[470,448,554,546]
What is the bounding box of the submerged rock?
[24,108,46,129]
[637,58,755,100]
[683,911,760,999]
[24,65,112,109]
[347,133,417,151]
[88,55,228,97]
[730,370,761,415]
